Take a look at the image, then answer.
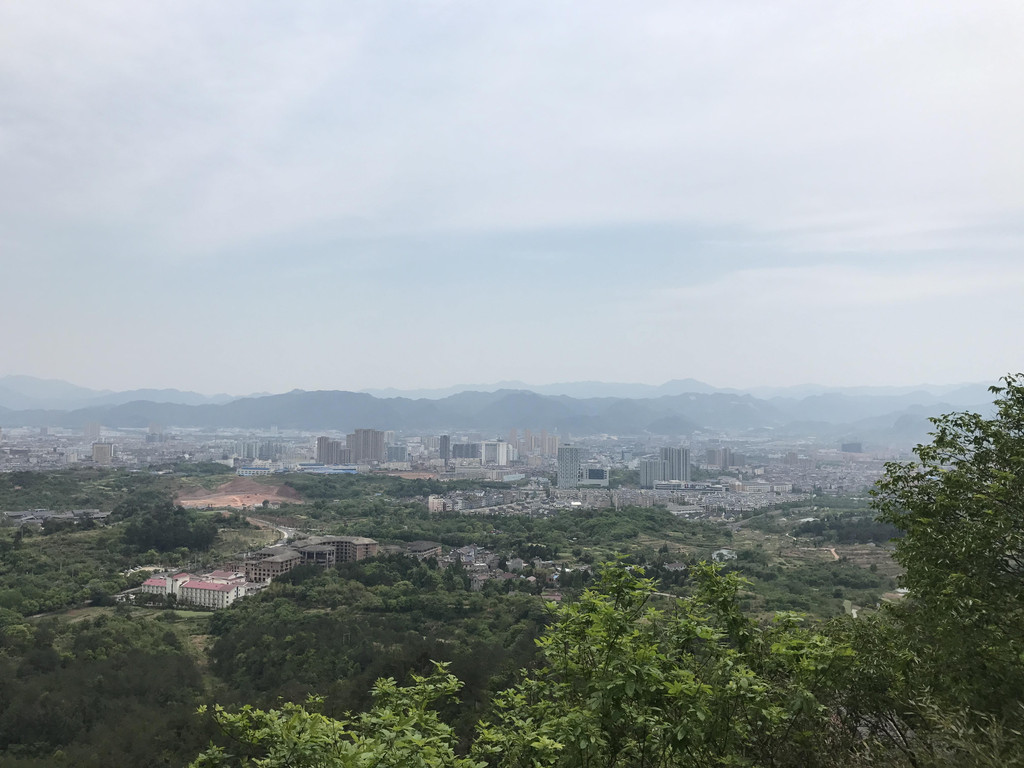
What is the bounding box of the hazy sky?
[2,2,1022,394]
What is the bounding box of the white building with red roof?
[138,570,248,608]
[178,579,243,609]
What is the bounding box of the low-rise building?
[245,549,302,582]
[178,579,243,609]
[407,540,443,560]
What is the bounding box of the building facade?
[557,445,581,489]
[347,429,386,463]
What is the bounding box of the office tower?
[347,429,386,463]
[659,446,691,482]
[387,445,409,462]
[440,435,451,462]
[557,444,581,489]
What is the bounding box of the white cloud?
[0,1,1022,390]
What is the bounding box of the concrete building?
[236,466,273,476]
[140,570,247,609]
[305,535,379,562]
[578,466,610,487]
[316,436,351,465]
[245,549,302,582]
[482,440,511,466]
[660,447,691,482]
[244,535,379,583]
[178,579,244,609]
[557,445,581,489]
[347,429,386,463]
[92,442,114,465]
[640,459,667,488]
[387,445,409,462]
[407,540,443,559]
[452,443,481,459]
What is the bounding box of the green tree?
[191,665,482,768]
[872,374,1024,716]
[474,563,855,768]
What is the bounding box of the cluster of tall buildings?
[315,429,390,464]
[509,428,561,457]
[706,447,744,470]
[639,447,692,488]
[236,439,285,461]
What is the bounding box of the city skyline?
[2,2,1022,393]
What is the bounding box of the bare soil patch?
[176,477,303,509]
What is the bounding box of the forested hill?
[0,387,990,445]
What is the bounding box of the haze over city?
[2,2,1022,393]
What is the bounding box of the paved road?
[246,517,295,547]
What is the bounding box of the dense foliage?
[0,610,210,767]
[206,555,549,744]
[0,527,128,615]
[189,377,1024,767]
[122,499,217,553]
[873,374,1024,718]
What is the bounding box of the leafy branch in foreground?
[473,563,856,768]
[191,664,482,768]
[872,373,1024,715]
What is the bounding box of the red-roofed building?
[207,570,244,582]
[178,580,243,609]
[140,577,168,596]
[137,571,248,608]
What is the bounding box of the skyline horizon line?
[0,370,1007,403]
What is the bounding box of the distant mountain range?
[0,375,238,411]
[362,379,995,403]
[0,375,1001,449]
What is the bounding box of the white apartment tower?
[557,444,581,489]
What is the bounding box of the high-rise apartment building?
[347,429,386,463]
[706,447,736,470]
[659,447,691,482]
[482,440,511,466]
[639,459,667,488]
[83,422,101,443]
[92,442,114,465]
[439,435,451,462]
[316,436,350,464]
[386,445,409,462]
[557,444,581,489]
[452,443,481,459]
